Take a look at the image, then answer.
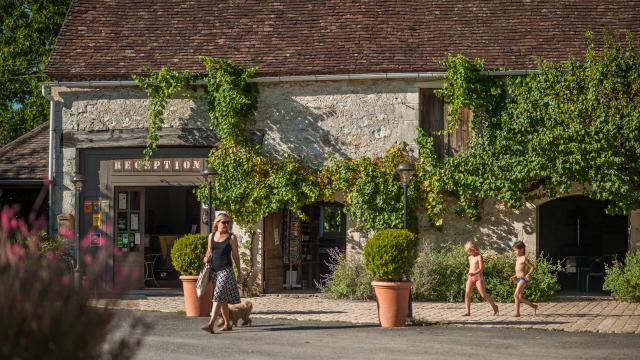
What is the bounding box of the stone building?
[43,0,640,293]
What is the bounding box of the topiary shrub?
[317,248,374,300]
[364,229,419,281]
[170,234,208,276]
[604,252,640,302]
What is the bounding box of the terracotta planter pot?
[371,281,412,327]
[180,275,213,317]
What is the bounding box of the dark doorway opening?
[538,195,628,293]
[281,202,347,291]
[145,186,200,288]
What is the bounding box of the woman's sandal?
[201,324,214,334]
[220,325,233,331]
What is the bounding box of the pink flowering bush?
[0,207,149,359]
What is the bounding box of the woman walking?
[201,213,242,334]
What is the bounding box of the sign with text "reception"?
[112,158,205,173]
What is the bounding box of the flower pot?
[180,275,213,317]
[371,281,412,327]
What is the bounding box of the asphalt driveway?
[127,311,639,360]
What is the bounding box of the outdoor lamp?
[71,173,85,288]
[396,162,415,187]
[201,166,218,234]
[395,162,414,320]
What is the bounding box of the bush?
[317,248,374,300]
[363,229,419,281]
[482,252,561,302]
[412,244,561,302]
[0,207,149,359]
[412,244,467,301]
[170,234,208,275]
[604,252,640,302]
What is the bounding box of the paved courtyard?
[109,294,640,334]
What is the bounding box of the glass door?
[113,188,144,290]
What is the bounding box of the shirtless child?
[510,241,538,317]
[463,241,499,316]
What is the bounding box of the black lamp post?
[396,162,415,320]
[72,173,85,288]
[201,166,217,234]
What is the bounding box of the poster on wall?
[100,199,110,212]
[92,200,100,213]
[130,213,139,231]
[90,232,102,247]
[92,213,101,227]
[117,213,127,230]
[118,192,127,210]
[83,200,92,214]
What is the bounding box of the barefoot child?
[510,241,538,317]
[463,241,499,316]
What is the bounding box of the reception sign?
[112,158,205,174]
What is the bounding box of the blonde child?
[510,241,538,317]
[463,241,499,316]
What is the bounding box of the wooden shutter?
[419,88,446,158]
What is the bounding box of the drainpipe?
[41,84,55,236]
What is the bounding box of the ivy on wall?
[433,32,640,216]
[135,33,640,232]
[132,66,199,160]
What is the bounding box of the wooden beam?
[63,128,264,148]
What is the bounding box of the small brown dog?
[216,301,253,328]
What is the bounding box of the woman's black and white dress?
[208,233,241,304]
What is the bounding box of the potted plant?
[171,234,213,317]
[363,229,420,327]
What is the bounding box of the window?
[419,88,471,158]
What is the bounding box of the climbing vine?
[132,66,199,160]
[430,32,640,216]
[136,33,640,232]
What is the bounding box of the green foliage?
[412,244,561,302]
[323,143,417,232]
[435,54,505,131]
[38,230,73,270]
[197,144,322,226]
[604,252,640,302]
[363,229,419,281]
[481,252,562,302]
[430,33,640,216]
[0,0,71,146]
[170,234,208,276]
[200,57,259,145]
[132,66,199,160]
[318,248,374,301]
[412,244,468,301]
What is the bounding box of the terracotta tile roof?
[45,0,640,81]
[0,122,49,182]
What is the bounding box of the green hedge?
[323,243,561,302]
[412,244,561,302]
[604,252,640,302]
[170,234,208,276]
[363,229,420,281]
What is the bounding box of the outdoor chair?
[586,258,605,293]
[144,253,160,288]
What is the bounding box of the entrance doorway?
[113,186,200,289]
[538,195,628,293]
[263,202,346,293]
[144,187,200,288]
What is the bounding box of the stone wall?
[254,80,420,167]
